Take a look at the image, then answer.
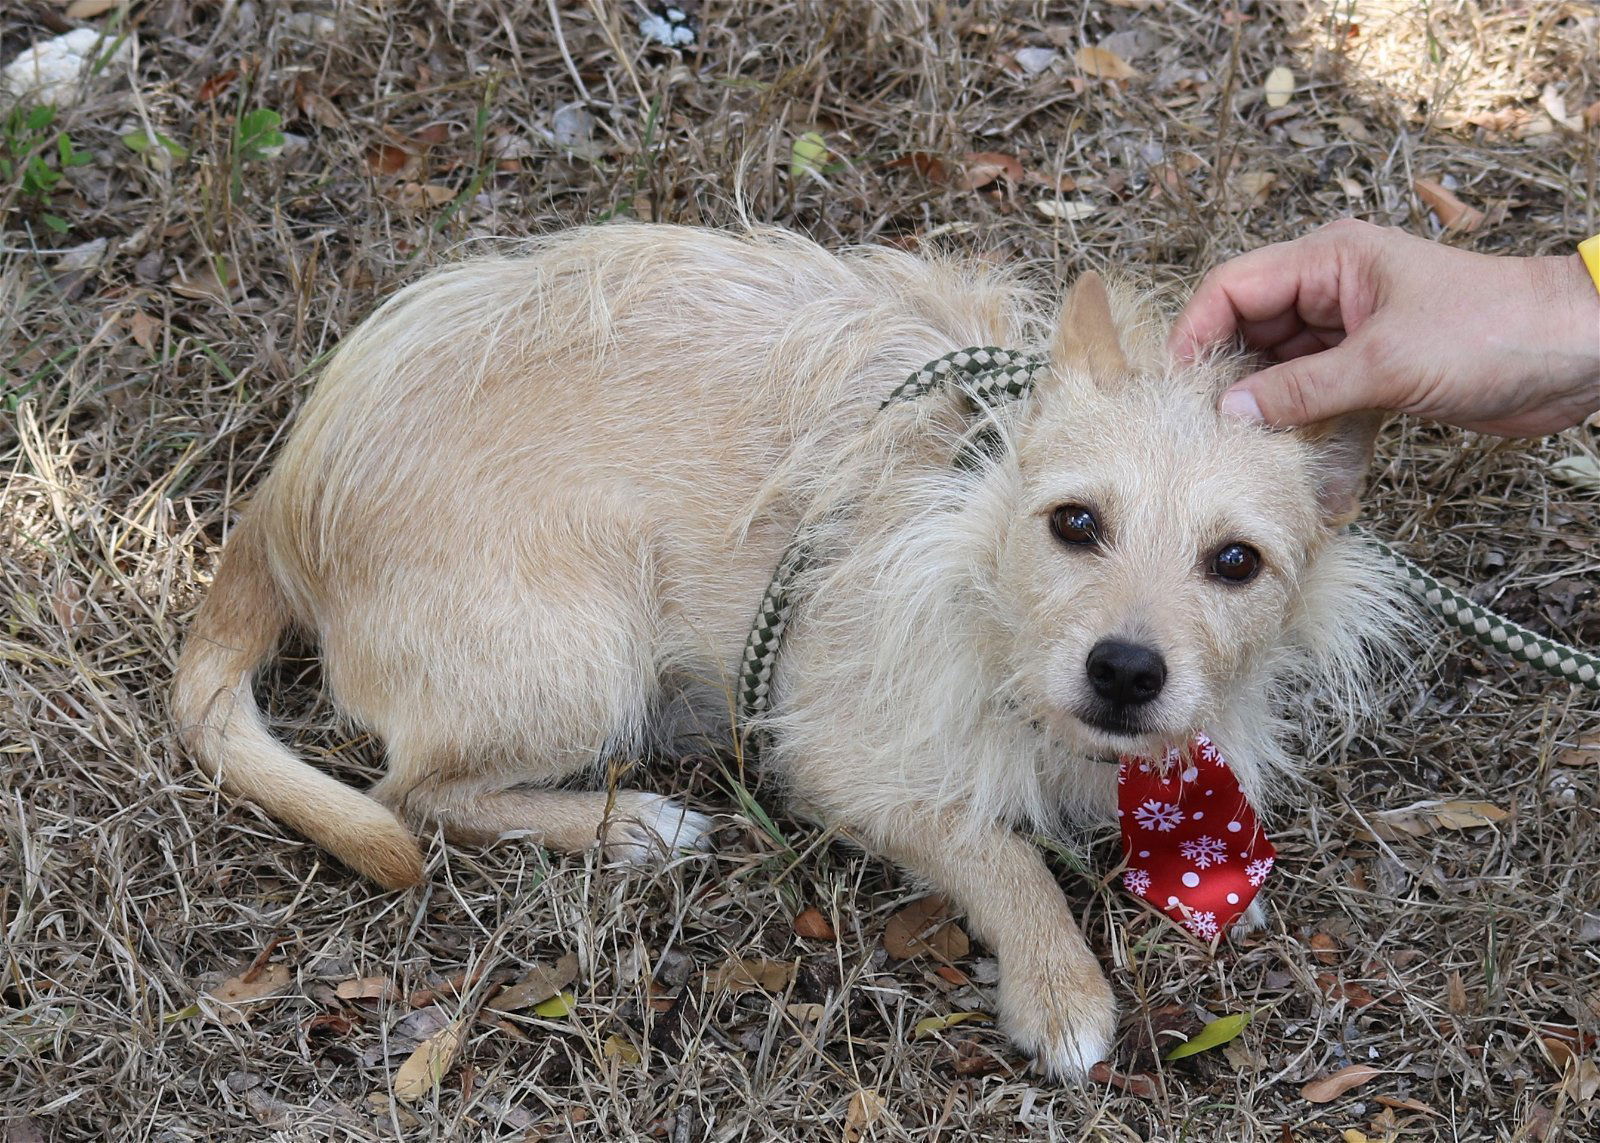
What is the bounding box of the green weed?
[1,103,92,233]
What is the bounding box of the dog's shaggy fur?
[172,223,1406,1077]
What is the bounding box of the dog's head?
[994,272,1398,759]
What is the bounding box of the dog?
[172,223,1405,1078]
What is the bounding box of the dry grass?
[3,2,1599,1140]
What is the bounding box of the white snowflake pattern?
[1183,910,1220,940]
[1179,835,1229,869]
[1122,868,1151,896]
[1132,799,1185,832]
[1245,856,1275,886]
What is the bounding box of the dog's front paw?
[999,948,1118,1081]
[603,793,714,863]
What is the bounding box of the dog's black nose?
[1086,640,1167,706]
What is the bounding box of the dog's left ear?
[1049,271,1129,381]
[1298,409,1387,526]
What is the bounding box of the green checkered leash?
[736,347,1600,723]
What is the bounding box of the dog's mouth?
[1074,703,1152,740]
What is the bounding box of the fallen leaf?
[1541,1036,1576,1073]
[957,150,1024,190]
[1310,933,1341,964]
[490,953,579,1012]
[1413,179,1484,232]
[65,0,122,17]
[793,907,837,940]
[843,1088,886,1143]
[1316,973,1380,1009]
[171,258,237,305]
[208,962,292,1024]
[392,1019,465,1103]
[411,122,452,148]
[532,990,576,1018]
[1164,1011,1251,1060]
[304,1013,355,1039]
[127,310,160,352]
[912,1010,988,1038]
[602,1034,642,1064]
[934,964,969,988]
[3,1117,45,1143]
[883,152,950,184]
[1551,455,1600,493]
[1089,1061,1161,1098]
[1341,1131,1372,1143]
[1540,85,1583,132]
[1332,115,1372,142]
[1558,733,1600,767]
[790,132,828,180]
[786,1002,827,1022]
[1231,171,1276,206]
[1445,970,1471,1014]
[1358,799,1508,841]
[883,897,969,962]
[1302,1063,1382,1103]
[53,238,108,272]
[1264,66,1295,108]
[1076,44,1138,80]
[196,69,240,103]
[366,142,417,177]
[391,182,456,211]
[709,957,796,993]
[948,1036,1010,1077]
[1561,1056,1600,1103]
[295,82,344,129]
[1024,169,1078,192]
[1035,198,1098,221]
[50,580,85,633]
[1466,107,1533,135]
[336,977,398,1004]
[1586,99,1600,129]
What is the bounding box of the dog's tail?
[170,518,424,890]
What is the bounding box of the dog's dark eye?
[1209,542,1262,583]
[1050,504,1101,547]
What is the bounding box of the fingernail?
[1220,388,1264,424]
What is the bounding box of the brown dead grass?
[2,2,1598,1140]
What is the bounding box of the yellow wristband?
[1582,234,1600,294]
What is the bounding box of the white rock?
[552,103,594,148]
[2,28,129,107]
[639,9,695,47]
[1014,47,1058,76]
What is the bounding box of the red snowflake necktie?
[1116,733,1276,941]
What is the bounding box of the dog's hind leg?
[375,770,713,864]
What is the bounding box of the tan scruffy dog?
[173,223,1405,1078]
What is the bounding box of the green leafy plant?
[1,103,92,233]
[121,129,189,163]
[228,107,284,201]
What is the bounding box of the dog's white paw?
[999,953,1118,1082]
[604,794,713,864]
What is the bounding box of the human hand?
[1171,219,1600,437]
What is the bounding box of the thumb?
[1218,345,1383,428]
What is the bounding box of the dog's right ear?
[1298,409,1387,527]
[1048,271,1130,382]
